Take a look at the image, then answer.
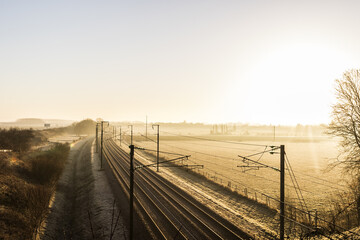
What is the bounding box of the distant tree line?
[0,119,96,153]
[72,119,96,135]
[0,128,35,152]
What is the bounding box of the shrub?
[0,128,35,152]
[0,176,53,239]
[0,143,70,239]
[73,119,96,136]
[0,175,30,211]
[25,185,52,238]
[29,143,70,185]
[0,153,10,174]
[0,208,31,240]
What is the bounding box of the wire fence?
[182,164,360,239]
[104,129,360,239]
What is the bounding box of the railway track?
[103,139,253,240]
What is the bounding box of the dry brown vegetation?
[0,120,96,239]
[0,143,70,240]
[0,128,35,153]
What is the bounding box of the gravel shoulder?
[41,137,126,240]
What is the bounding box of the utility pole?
[273,126,276,142]
[146,115,148,138]
[237,145,285,239]
[127,145,191,240]
[119,126,122,146]
[95,123,99,153]
[101,123,104,169]
[100,121,109,170]
[128,125,133,145]
[152,124,160,172]
[280,145,285,240]
[129,145,134,240]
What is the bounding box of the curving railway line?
[103,138,253,240]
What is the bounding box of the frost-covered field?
[133,135,345,212]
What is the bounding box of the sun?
[256,43,343,88]
[225,43,351,125]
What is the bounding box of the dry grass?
[0,143,69,240]
[29,144,69,185]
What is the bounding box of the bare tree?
[328,69,360,172]
[328,69,360,221]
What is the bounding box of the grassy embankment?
[0,143,70,239]
[0,119,96,239]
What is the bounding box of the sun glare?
[256,43,343,89]
[227,43,349,125]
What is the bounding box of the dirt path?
[41,137,126,240]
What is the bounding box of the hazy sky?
[1,0,360,125]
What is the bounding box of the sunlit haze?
[1,0,360,125]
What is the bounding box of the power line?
[143,139,343,196]
[139,133,157,143]
[200,165,281,204]
[287,171,347,192]
[157,141,236,160]
[144,132,268,154]
[134,145,188,157]
[160,138,268,152]
[133,139,352,238]
[160,131,270,147]
[149,141,318,195]
[290,169,348,190]
[285,153,308,212]
[243,146,280,159]
[240,170,317,195]
[128,133,358,238]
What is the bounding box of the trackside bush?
[0,131,72,239]
[29,143,70,185]
[0,128,34,152]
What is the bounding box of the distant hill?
[43,119,74,126]
[0,118,74,129]
[16,118,45,125]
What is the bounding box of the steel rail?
[103,142,188,239]
[103,144,169,239]
[106,139,252,239]
[105,142,195,239]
